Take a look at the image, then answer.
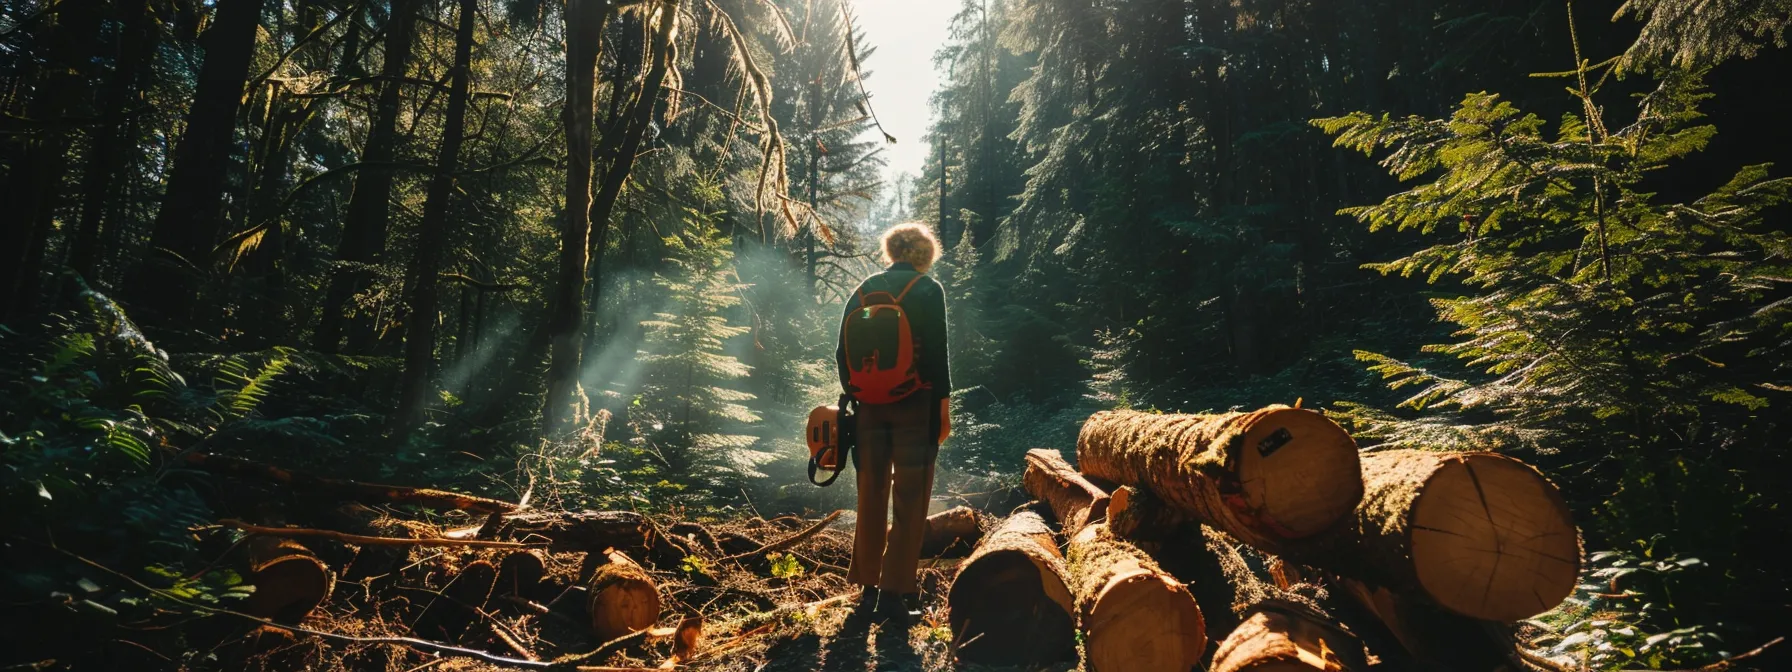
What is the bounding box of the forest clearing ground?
[187,505,997,672]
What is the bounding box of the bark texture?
[1022,448,1110,536]
[1065,523,1206,672]
[1077,407,1363,553]
[946,508,1076,666]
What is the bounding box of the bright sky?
[849,0,957,190]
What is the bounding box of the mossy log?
[947,508,1077,666]
[242,536,334,624]
[1066,524,1206,672]
[588,550,660,641]
[1022,449,1110,536]
[1302,450,1581,622]
[1076,407,1363,553]
[1211,600,1368,672]
[920,505,985,558]
[414,559,497,641]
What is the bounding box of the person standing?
[835,222,952,624]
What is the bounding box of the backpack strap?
[893,273,925,303]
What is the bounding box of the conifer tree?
[632,222,767,482]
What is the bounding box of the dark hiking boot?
[847,586,879,622]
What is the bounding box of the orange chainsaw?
[805,395,857,486]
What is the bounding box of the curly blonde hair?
[880,222,942,273]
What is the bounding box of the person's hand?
[937,399,952,444]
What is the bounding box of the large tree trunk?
[130,0,267,322]
[1294,450,1581,623]
[69,0,157,284]
[1066,523,1207,672]
[314,0,418,352]
[394,0,477,430]
[1211,601,1368,672]
[946,508,1076,666]
[1022,448,1110,536]
[542,0,679,433]
[1076,407,1362,553]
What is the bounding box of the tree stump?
[1067,523,1206,672]
[946,508,1076,666]
[587,549,659,641]
[1077,407,1363,553]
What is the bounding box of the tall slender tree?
[394,0,478,429]
[542,0,680,434]
[316,0,420,352]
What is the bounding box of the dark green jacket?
[834,262,952,403]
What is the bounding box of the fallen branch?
[182,452,519,514]
[219,519,534,549]
[718,510,842,562]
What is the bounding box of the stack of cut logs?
[948,405,1583,672]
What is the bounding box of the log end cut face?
[947,548,1077,665]
[1084,571,1206,672]
[244,553,333,624]
[588,558,661,641]
[1212,607,1365,672]
[1235,408,1363,538]
[1409,453,1580,622]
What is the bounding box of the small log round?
[1211,601,1367,672]
[946,508,1076,666]
[415,559,498,641]
[495,550,547,599]
[588,550,660,641]
[242,536,334,624]
[1077,407,1363,552]
[920,506,985,558]
[1106,484,1187,543]
[1067,523,1206,672]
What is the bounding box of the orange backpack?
[841,273,929,404]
